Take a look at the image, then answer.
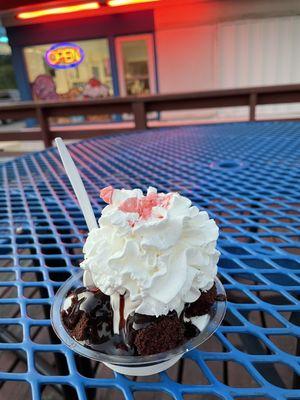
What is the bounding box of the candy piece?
[119,197,139,213]
[118,192,172,220]
[100,186,114,204]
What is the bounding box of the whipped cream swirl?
[80,187,220,333]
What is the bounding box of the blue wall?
[10,45,32,101]
[10,44,36,126]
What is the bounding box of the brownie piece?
[183,321,200,340]
[133,313,185,356]
[61,287,113,343]
[184,283,217,318]
[71,314,89,341]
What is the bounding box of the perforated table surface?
[0,121,299,400]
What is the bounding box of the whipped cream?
[80,187,220,333]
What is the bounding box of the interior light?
[17,2,100,20]
[0,36,8,43]
[108,0,158,7]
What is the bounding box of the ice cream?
[80,186,220,335]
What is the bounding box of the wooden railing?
[0,84,300,148]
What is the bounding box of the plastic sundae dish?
[51,186,226,375]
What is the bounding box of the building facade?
[3,0,300,121]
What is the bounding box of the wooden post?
[36,106,52,148]
[132,101,147,130]
[249,93,257,121]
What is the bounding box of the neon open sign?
[45,42,84,69]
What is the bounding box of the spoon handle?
[55,137,98,232]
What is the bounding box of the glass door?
[115,34,156,96]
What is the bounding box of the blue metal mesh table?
[0,121,299,400]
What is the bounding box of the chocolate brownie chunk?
[184,283,217,318]
[61,287,113,344]
[184,321,200,340]
[71,314,89,341]
[133,313,184,356]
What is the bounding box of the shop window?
[23,39,113,102]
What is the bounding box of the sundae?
[61,187,221,356]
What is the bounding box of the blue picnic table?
[0,121,299,400]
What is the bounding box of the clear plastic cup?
[51,269,226,376]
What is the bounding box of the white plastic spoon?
[55,137,98,232]
[55,138,97,286]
